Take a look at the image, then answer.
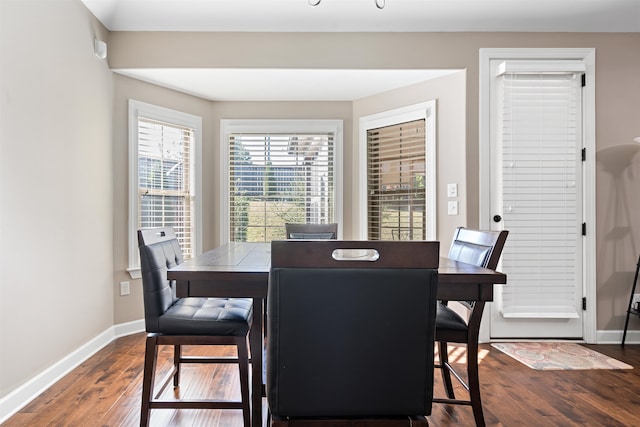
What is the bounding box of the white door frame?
[478,48,596,343]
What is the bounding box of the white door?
[486,58,588,339]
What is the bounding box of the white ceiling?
[115,68,461,101]
[82,0,640,33]
[82,0,640,101]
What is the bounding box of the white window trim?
[478,48,596,343]
[127,99,202,279]
[358,101,437,240]
[220,119,343,244]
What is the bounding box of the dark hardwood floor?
[2,332,639,426]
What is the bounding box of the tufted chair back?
[285,222,338,240]
[138,227,184,333]
[448,227,506,270]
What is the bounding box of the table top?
[168,241,506,301]
[170,242,272,274]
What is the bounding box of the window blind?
[138,117,194,258]
[367,119,426,240]
[498,72,582,318]
[228,132,335,242]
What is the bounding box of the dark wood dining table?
[168,241,507,427]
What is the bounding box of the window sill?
[502,306,580,319]
[127,267,141,280]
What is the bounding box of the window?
[221,120,342,243]
[367,119,426,240]
[359,102,436,240]
[128,100,201,278]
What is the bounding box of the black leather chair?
[267,240,440,427]
[433,227,508,427]
[284,222,338,239]
[137,227,252,427]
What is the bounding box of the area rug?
[491,342,633,370]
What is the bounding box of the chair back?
[138,227,184,333]
[448,227,508,270]
[267,240,439,418]
[284,222,338,240]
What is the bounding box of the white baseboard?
[114,319,145,338]
[0,319,145,424]
[596,329,640,344]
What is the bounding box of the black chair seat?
[159,297,253,335]
[435,302,468,333]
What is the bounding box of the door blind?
[367,119,426,240]
[498,72,583,318]
[138,117,194,258]
[229,132,335,242]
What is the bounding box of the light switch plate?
[633,294,640,308]
[447,183,458,198]
[448,200,458,215]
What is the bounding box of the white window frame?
[220,119,343,244]
[479,48,596,343]
[358,101,437,240]
[127,100,202,279]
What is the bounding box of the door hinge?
[582,223,587,236]
[581,74,586,87]
[582,297,587,310]
[581,147,586,161]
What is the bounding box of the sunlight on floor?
[436,344,490,365]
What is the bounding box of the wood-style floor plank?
[2,333,639,426]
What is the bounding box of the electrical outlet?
[119,281,130,296]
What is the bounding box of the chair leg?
[173,344,181,387]
[439,341,455,398]
[140,335,159,427]
[467,340,485,427]
[236,336,251,427]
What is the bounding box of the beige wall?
[0,0,113,398]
